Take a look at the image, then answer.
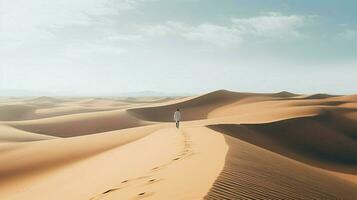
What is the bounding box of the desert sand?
[0,90,356,200]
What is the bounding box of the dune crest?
[128,90,266,121]
[4,110,153,137]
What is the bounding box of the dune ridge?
[0,124,56,143]
[3,110,153,137]
[0,125,159,187]
[127,90,298,122]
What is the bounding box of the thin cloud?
[0,0,155,43]
[141,12,312,47]
[336,29,357,40]
[231,12,308,38]
[63,43,128,58]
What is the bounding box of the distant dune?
[0,97,171,121]
[0,125,56,142]
[0,90,356,200]
[128,90,264,121]
[0,105,37,121]
[270,91,300,98]
[25,96,69,104]
[5,110,153,137]
[303,93,340,100]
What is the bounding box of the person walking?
[174,108,181,128]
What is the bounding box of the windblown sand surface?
[0,90,356,199]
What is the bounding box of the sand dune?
[208,114,357,173]
[25,96,71,104]
[270,91,299,98]
[0,105,37,121]
[4,110,153,137]
[128,89,342,121]
[0,125,157,179]
[34,106,114,118]
[0,90,356,199]
[128,90,273,121]
[0,97,177,121]
[204,132,357,200]
[335,94,357,102]
[0,125,161,199]
[303,93,340,100]
[0,124,56,142]
[128,90,239,121]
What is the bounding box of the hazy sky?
[0,0,356,95]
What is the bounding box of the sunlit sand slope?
[0,124,56,142]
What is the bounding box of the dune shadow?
[204,124,357,200]
[208,114,357,174]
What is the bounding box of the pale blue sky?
[0,0,356,95]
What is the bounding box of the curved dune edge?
[0,124,57,143]
[204,132,357,200]
[207,116,357,174]
[0,96,179,121]
[0,125,160,196]
[127,90,258,122]
[3,110,153,137]
[0,126,228,200]
[88,127,228,200]
[127,89,351,122]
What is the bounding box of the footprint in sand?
[145,179,161,185]
[102,188,120,194]
[151,166,160,171]
[135,192,155,199]
[89,188,121,200]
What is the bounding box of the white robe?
[174,111,181,122]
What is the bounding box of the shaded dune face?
[208,112,357,174]
[303,94,340,100]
